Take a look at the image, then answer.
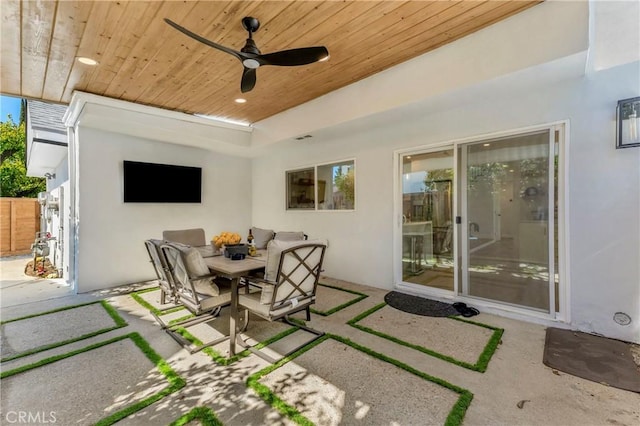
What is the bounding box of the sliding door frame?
[393,120,570,323]
[394,141,459,299]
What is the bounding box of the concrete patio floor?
[1,256,639,425]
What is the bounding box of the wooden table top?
[203,252,266,278]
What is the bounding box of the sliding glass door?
[397,125,562,317]
[461,130,556,312]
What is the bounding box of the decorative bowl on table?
[223,244,248,259]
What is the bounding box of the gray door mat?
[384,291,458,317]
[543,327,640,393]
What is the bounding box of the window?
[287,168,315,209]
[286,159,355,211]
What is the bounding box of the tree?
[334,167,355,202]
[0,115,46,197]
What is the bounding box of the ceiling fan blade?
[164,18,245,61]
[258,46,329,67]
[241,67,257,93]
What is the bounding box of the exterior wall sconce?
[616,97,640,148]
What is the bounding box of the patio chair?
[162,228,216,258]
[159,242,233,353]
[237,240,327,362]
[273,231,308,241]
[144,239,176,307]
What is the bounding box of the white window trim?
[285,158,357,212]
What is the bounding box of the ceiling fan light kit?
[164,16,329,93]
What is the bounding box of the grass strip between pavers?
[347,302,504,373]
[168,313,197,326]
[130,287,187,316]
[174,324,300,366]
[247,333,473,426]
[310,283,368,316]
[169,406,223,426]
[0,332,185,426]
[0,300,128,363]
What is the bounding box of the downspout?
[66,125,79,292]
[22,99,29,167]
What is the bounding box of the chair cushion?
[170,243,219,296]
[264,239,327,282]
[193,280,220,297]
[274,231,305,241]
[239,291,315,319]
[251,227,275,249]
[163,228,207,247]
[238,292,271,316]
[195,245,216,258]
[249,281,275,304]
[260,283,274,304]
[181,289,232,313]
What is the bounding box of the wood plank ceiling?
[1,1,541,124]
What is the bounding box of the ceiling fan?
[165,17,329,93]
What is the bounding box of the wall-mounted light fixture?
[616,97,640,149]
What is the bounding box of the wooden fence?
[0,198,40,256]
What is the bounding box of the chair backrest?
[160,243,199,304]
[162,228,206,247]
[144,239,174,296]
[273,231,307,242]
[402,221,430,234]
[268,243,326,311]
[160,242,224,310]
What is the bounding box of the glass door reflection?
[462,131,553,312]
[401,149,454,292]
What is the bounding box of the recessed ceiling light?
[77,57,98,66]
[483,143,491,147]
[234,98,247,104]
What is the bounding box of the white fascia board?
[30,127,67,144]
[26,126,67,176]
[252,0,589,147]
[26,143,67,178]
[64,91,254,157]
[64,91,252,132]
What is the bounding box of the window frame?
[285,158,356,212]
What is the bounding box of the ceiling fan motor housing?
[242,17,260,34]
[241,38,261,55]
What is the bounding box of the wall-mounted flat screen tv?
[123,160,202,203]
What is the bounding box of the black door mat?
[543,327,640,393]
[384,291,458,317]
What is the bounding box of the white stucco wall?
[251,60,640,343]
[75,127,252,292]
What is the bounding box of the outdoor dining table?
[203,252,266,356]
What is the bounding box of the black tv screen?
[123,160,202,203]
